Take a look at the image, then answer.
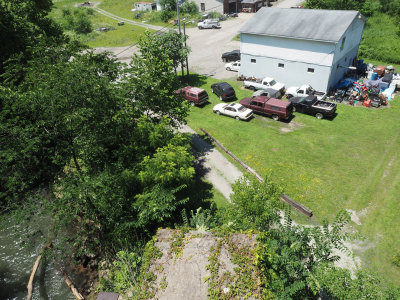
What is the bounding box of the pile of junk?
[328,60,399,108]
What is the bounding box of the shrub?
[181,1,198,14]
[392,251,400,268]
[160,10,174,23]
[74,10,92,34]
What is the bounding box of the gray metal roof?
[239,8,363,43]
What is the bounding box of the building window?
[307,68,314,73]
[340,37,346,51]
[200,3,205,11]
[278,63,284,68]
[251,59,256,63]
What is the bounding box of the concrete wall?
[240,34,336,92]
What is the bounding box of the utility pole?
[177,0,184,77]
[176,0,181,34]
[183,21,189,76]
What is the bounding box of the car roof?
[216,82,233,88]
[228,103,243,109]
[182,86,205,94]
[252,96,289,107]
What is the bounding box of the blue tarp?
[333,77,357,90]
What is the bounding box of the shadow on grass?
[180,73,208,87]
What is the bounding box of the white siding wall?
[240,34,336,92]
[135,3,155,10]
[193,0,224,14]
[327,17,365,90]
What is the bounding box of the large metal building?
[239,8,366,92]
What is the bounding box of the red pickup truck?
[240,96,293,121]
[175,86,209,106]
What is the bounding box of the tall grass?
[359,13,400,64]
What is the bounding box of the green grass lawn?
[183,74,400,285]
[51,0,153,47]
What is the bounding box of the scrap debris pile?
[328,60,399,108]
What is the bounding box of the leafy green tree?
[159,0,176,11]
[0,0,65,79]
[181,1,198,14]
[160,10,175,22]
[304,0,374,16]
[256,210,351,299]
[224,175,283,231]
[156,30,190,75]
[126,32,190,126]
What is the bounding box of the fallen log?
[55,259,84,300]
[27,243,51,300]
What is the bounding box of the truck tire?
[226,67,231,71]
[212,25,216,29]
[286,94,293,99]
[235,116,240,120]
[249,86,255,91]
[315,113,323,119]
[215,110,220,115]
[272,114,279,121]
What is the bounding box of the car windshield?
[237,105,246,112]
[269,80,276,85]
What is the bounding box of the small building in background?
[192,0,242,14]
[239,8,366,92]
[134,1,156,11]
[241,0,266,13]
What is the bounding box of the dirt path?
[179,125,243,201]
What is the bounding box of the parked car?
[286,84,326,100]
[252,88,282,99]
[211,82,236,101]
[225,61,240,72]
[213,103,253,120]
[174,86,209,106]
[197,19,221,29]
[289,95,336,119]
[240,96,293,121]
[221,50,240,62]
[244,77,285,93]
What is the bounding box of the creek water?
[0,216,74,300]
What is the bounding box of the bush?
[180,1,198,14]
[393,251,400,267]
[61,8,93,35]
[160,10,174,23]
[74,10,92,34]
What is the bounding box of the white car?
[197,19,221,29]
[225,61,241,72]
[213,103,253,120]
